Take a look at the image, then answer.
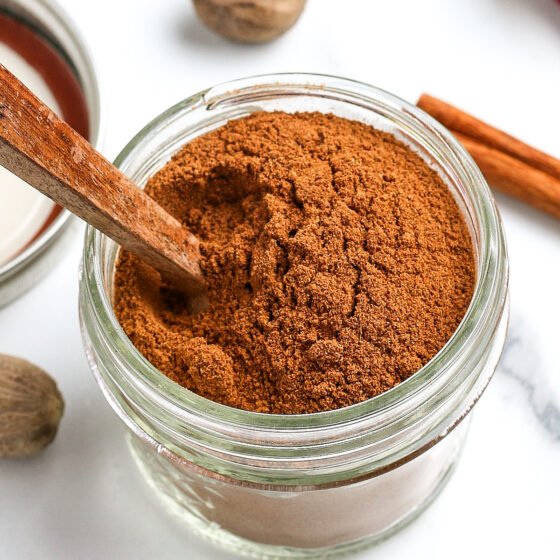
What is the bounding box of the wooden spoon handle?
[0,64,204,294]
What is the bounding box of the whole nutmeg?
[0,354,64,458]
[192,0,306,44]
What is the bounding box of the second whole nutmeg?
[192,0,306,44]
[0,354,64,458]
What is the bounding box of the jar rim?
[82,73,508,434]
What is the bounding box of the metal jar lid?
[0,0,101,306]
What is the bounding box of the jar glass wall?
[79,74,509,558]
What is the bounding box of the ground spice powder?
[113,112,475,414]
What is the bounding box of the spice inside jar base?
[128,420,468,556]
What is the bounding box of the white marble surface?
[1,0,559,558]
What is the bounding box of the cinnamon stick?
[417,93,560,219]
[417,94,560,181]
[455,132,560,220]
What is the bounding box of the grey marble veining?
[498,315,560,442]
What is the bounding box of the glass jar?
[79,74,509,558]
[0,0,102,306]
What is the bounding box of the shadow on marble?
[494,191,560,240]
[172,13,276,54]
[492,0,560,30]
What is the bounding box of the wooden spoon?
[0,64,205,295]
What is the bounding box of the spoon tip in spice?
[0,64,206,296]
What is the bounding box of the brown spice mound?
[114,112,475,414]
